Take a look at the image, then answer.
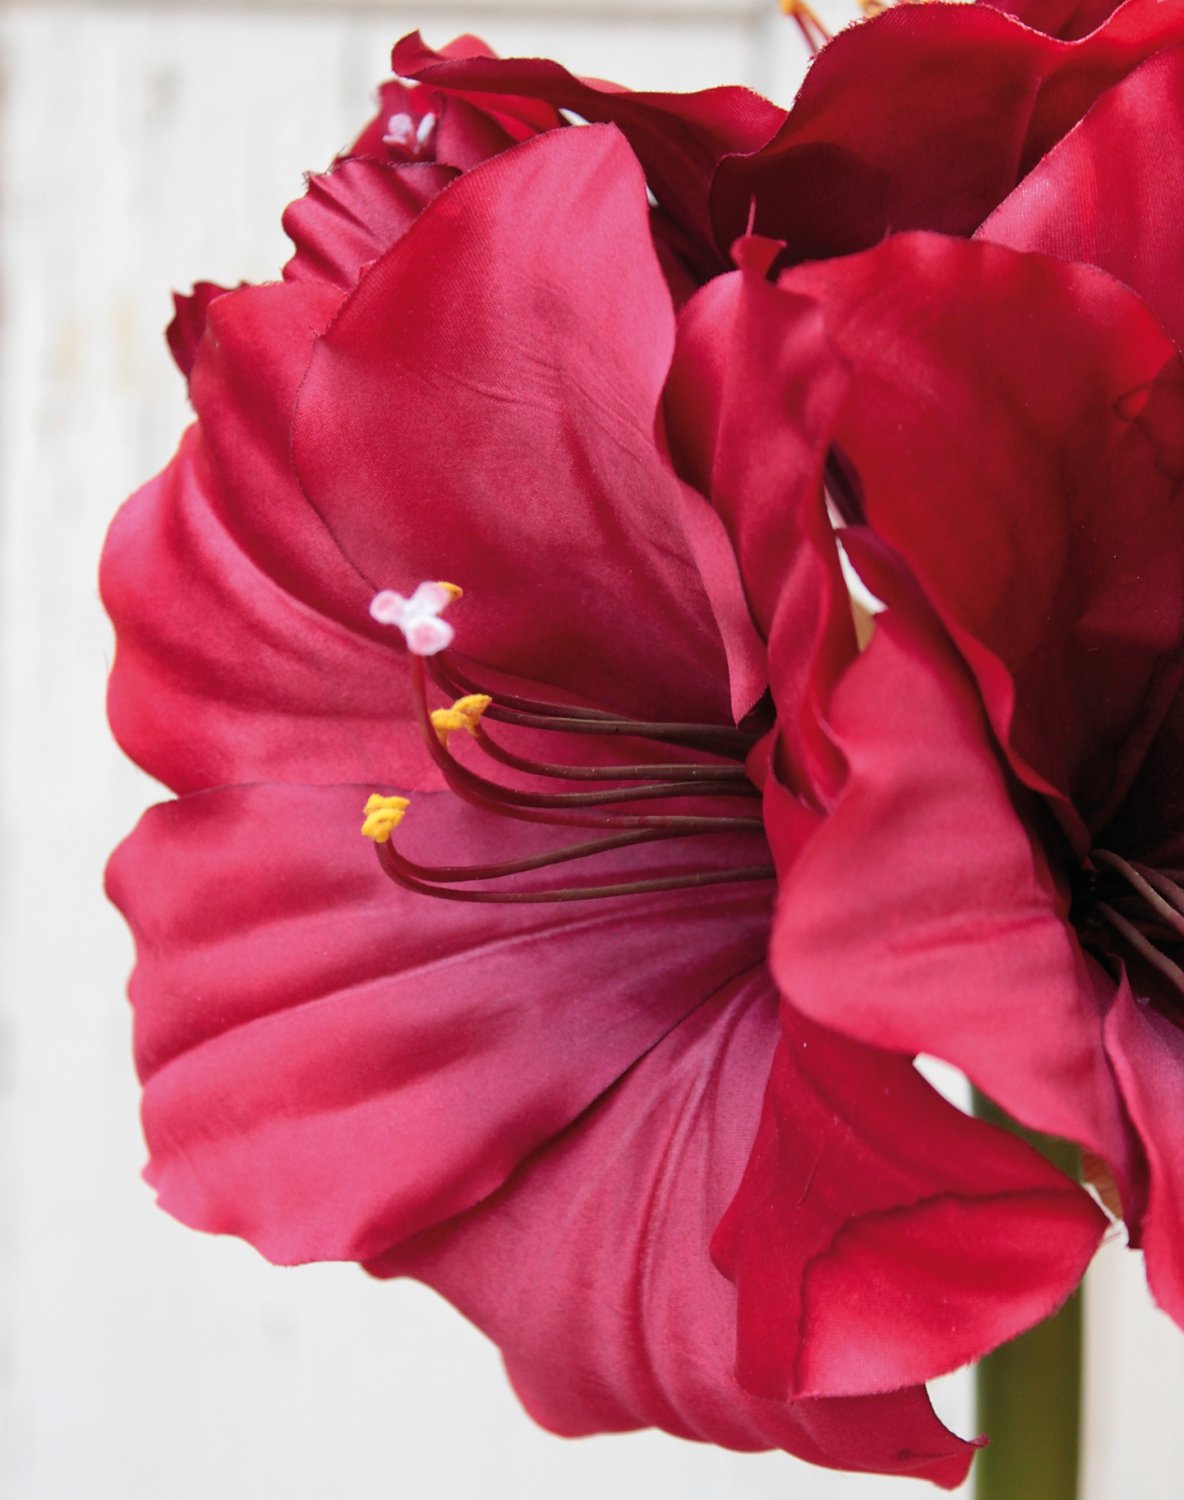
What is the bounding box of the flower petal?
[1105,684,1184,870]
[1106,983,1184,1326]
[714,0,1184,263]
[985,0,1124,40]
[783,232,1184,830]
[373,971,976,1488]
[282,158,458,292]
[165,279,231,378]
[291,125,735,727]
[769,584,1135,1194]
[107,782,771,1265]
[102,278,443,794]
[979,42,1184,353]
[714,1006,1105,1400]
[391,32,785,276]
[667,262,862,811]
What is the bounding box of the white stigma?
[383,112,416,148]
[382,110,437,157]
[370,582,455,656]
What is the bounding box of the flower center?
[1076,848,1184,1002]
[362,583,774,903]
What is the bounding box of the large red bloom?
[104,5,1184,1488]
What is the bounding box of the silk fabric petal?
[782,233,1184,831]
[103,278,450,794]
[1106,984,1184,1326]
[713,0,1184,264]
[391,32,785,276]
[291,126,735,727]
[979,42,1184,354]
[714,1006,1105,1400]
[107,782,772,1264]
[374,971,976,1488]
[769,592,1135,1192]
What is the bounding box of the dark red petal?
[107,782,771,1265]
[714,1007,1105,1400]
[392,32,785,276]
[103,279,443,793]
[1106,985,1184,1327]
[165,280,231,378]
[985,0,1123,40]
[980,42,1184,353]
[373,972,975,1487]
[783,233,1184,830]
[282,159,458,291]
[670,476,769,725]
[292,126,734,727]
[714,0,1184,262]
[396,33,566,140]
[667,266,856,803]
[769,589,1135,1195]
[1104,684,1184,870]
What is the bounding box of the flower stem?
[971,1089,1082,1500]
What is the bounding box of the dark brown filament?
[1092,848,1184,998]
[372,655,774,904]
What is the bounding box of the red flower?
[685,227,1184,1387]
[103,7,1184,1487]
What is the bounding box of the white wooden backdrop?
[1,2,1182,1496]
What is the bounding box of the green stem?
[971,1090,1082,1500]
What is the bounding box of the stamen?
[1094,850,1184,940]
[471,719,758,789]
[409,658,763,826]
[361,793,409,843]
[430,656,756,757]
[430,694,492,747]
[376,839,774,904]
[780,0,831,54]
[377,820,714,883]
[429,690,753,788]
[1095,902,1184,999]
[365,585,773,904]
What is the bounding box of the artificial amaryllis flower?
[102,6,1184,1488]
[670,220,1184,1384]
[393,0,1184,297]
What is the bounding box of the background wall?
[1,2,1181,1496]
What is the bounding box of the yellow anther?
[429,693,493,746]
[361,793,410,843]
[435,581,463,602]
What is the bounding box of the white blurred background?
[1,1,1182,1495]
